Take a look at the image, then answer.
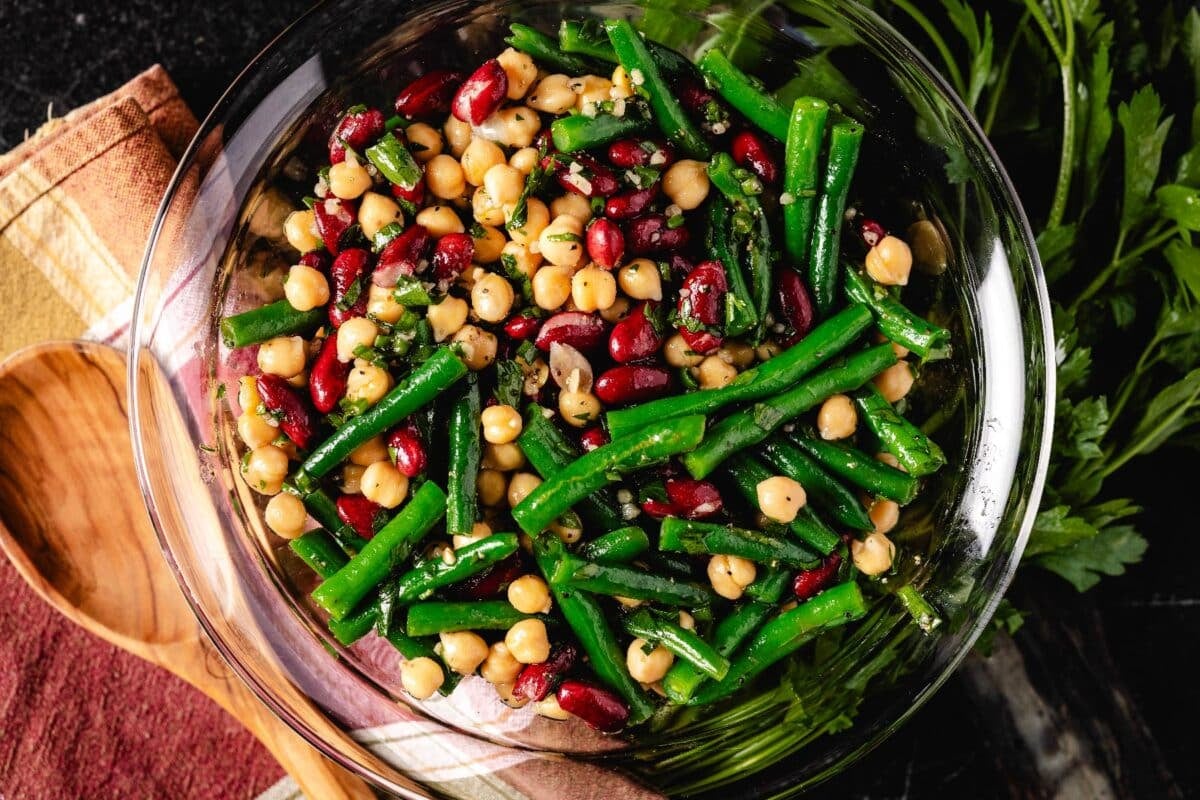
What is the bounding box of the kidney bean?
[775,267,815,347]
[328,248,371,327]
[641,497,676,519]
[609,301,664,363]
[255,374,319,449]
[431,232,474,288]
[594,365,673,406]
[535,311,608,352]
[678,78,731,138]
[667,253,694,280]
[858,217,886,248]
[373,224,431,288]
[625,214,690,255]
[677,260,726,354]
[452,59,508,125]
[386,422,427,478]
[586,218,625,269]
[336,494,383,539]
[328,107,385,164]
[555,154,620,197]
[298,250,331,272]
[556,680,629,733]
[607,137,675,169]
[452,553,526,600]
[603,184,658,220]
[513,643,579,701]
[665,478,723,519]
[793,553,842,601]
[309,336,350,414]
[394,70,463,118]
[579,426,609,452]
[314,197,357,256]
[390,175,426,208]
[731,130,779,185]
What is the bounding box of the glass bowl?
[129,1,1054,797]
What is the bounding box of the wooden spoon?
[0,341,376,800]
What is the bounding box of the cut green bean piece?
[853,385,947,477]
[394,533,520,603]
[446,379,481,536]
[578,526,650,564]
[658,518,818,568]
[842,267,951,358]
[697,49,790,141]
[707,156,768,336]
[808,121,864,317]
[789,433,920,504]
[559,20,693,78]
[782,97,829,265]
[551,554,712,607]
[297,488,370,554]
[220,300,325,349]
[623,609,730,680]
[505,23,600,74]
[722,452,838,556]
[364,132,422,190]
[405,601,542,636]
[896,584,943,633]
[551,112,652,153]
[290,530,350,578]
[760,439,874,530]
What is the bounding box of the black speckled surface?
[0,2,1194,798]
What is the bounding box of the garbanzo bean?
[538,214,585,268]
[237,412,277,450]
[480,641,523,685]
[664,333,703,368]
[426,154,467,199]
[357,192,403,239]
[532,265,573,310]
[283,209,321,252]
[527,74,576,114]
[508,575,552,614]
[756,475,807,524]
[328,159,372,199]
[472,186,506,226]
[405,122,443,162]
[865,235,913,285]
[662,159,710,210]
[471,224,506,263]
[481,404,523,445]
[869,498,900,534]
[427,295,469,341]
[452,324,498,370]
[367,283,405,324]
[571,265,617,312]
[471,271,516,322]
[477,469,508,506]
[243,445,289,495]
[284,264,330,312]
[345,363,393,406]
[505,197,549,245]
[415,204,466,237]
[440,630,490,675]
[550,193,592,224]
[400,656,445,699]
[489,106,540,148]
[817,394,858,440]
[509,146,540,174]
[505,618,550,664]
[461,137,506,186]
[443,113,472,157]
[483,442,525,471]
[361,460,409,508]
[497,47,538,99]
[503,241,543,281]
[264,492,307,539]
[483,164,524,206]
[507,472,542,507]
[559,389,601,427]
[873,362,915,403]
[257,336,306,378]
[626,638,674,683]
[617,259,663,301]
[707,554,757,600]
[337,317,378,363]
[851,532,896,576]
[696,355,737,389]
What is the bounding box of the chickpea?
[662,159,710,210]
[471,186,506,227]
[460,138,505,187]
[497,47,538,99]
[339,464,365,495]
[367,283,405,324]
[678,611,695,631]
[337,317,379,363]
[283,209,321,253]
[237,412,277,449]
[865,235,913,286]
[532,265,573,311]
[571,265,617,312]
[443,113,472,157]
[505,618,550,664]
[477,469,508,506]
[345,363,393,406]
[611,65,634,98]
[719,341,755,370]
[626,638,674,684]
[451,520,493,552]
[507,472,542,506]
[405,122,443,162]
[907,219,949,275]
[527,74,576,115]
[817,394,858,440]
[452,324,498,370]
[707,554,757,600]
[482,164,523,208]
[696,355,737,389]
[425,154,466,199]
[471,272,516,323]
[755,340,782,362]
[480,641,524,685]
[489,106,541,148]
[360,461,409,508]
[535,694,572,720]
[876,451,904,470]
[559,390,601,427]
[508,147,539,176]
[599,296,631,324]
[439,630,490,675]
[869,498,900,535]
[873,362,915,403]
[415,204,466,237]
[505,197,549,245]
[471,225,506,263]
[264,492,307,539]
[664,333,704,368]
[284,264,330,311]
[400,656,445,700]
[328,159,372,200]
[550,516,583,544]
[349,435,388,467]
[494,680,530,708]
[569,75,613,109]
[257,336,307,378]
[238,375,262,412]
[538,214,585,268]
[243,445,289,495]
[550,193,592,224]
[483,442,525,472]
[851,532,896,576]
[756,475,807,524]
[481,404,523,444]
[617,259,663,301]
[427,295,469,341]
[356,192,403,240]
[508,575,552,614]
[501,242,542,284]
[285,370,309,390]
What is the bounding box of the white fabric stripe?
[252,775,304,800]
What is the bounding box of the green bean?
[690,581,867,704]
[895,584,943,633]
[393,533,520,603]
[505,23,600,74]
[739,565,793,604]
[782,97,830,265]
[405,601,543,636]
[558,20,693,79]
[294,348,466,488]
[696,49,790,141]
[311,481,446,620]
[658,518,818,568]
[290,530,350,577]
[808,121,864,317]
[622,609,729,681]
[551,112,652,153]
[853,386,947,477]
[512,414,706,535]
[842,266,951,358]
[445,379,481,536]
[604,20,710,159]
[364,131,422,190]
[722,452,838,556]
[327,602,379,645]
[605,304,873,440]
[682,343,897,479]
[706,158,766,336]
[220,300,324,348]
[296,487,370,554]
[550,554,712,607]
[760,439,873,530]
[382,624,462,695]
[578,526,650,564]
[788,433,919,504]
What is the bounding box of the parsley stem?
[1070,224,1178,312]
[1021,0,1073,228]
[890,0,967,99]
[982,12,1031,134]
[1102,375,1200,477]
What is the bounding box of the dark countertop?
[1,2,1194,797]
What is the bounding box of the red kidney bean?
[594,365,673,406]
[731,130,779,185]
[678,79,731,138]
[328,107,385,164]
[255,374,319,449]
[309,336,350,414]
[386,423,427,478]
[391,175,426,208]
[452,553,525,600]
[579,426,609,452]
[298,250,330,272]
[452,59,508,125]
[394,70,463,118]
[373,224,431,288]
[625,214,690,255]
[607,137,675,169]
[665,478,723,519]
[604,184,658,220]
[677,260,726,354]
[775,267,815,347]
[431,232,474,288]
[793,553,842,601]
[535,311,608,352]
[336,494,383,539]
[504,312,542,341]
[556,679,629,733]
[668,253,694,279]
[641,497,676,518]
[328,248,371,327]
[586,218,625,269]
[858,217,886,248]
[513,643,579,701]
[314,197,357,256]
[609,301,664,363]
[555,154,620,197]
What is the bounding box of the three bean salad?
[221,18,951,733]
